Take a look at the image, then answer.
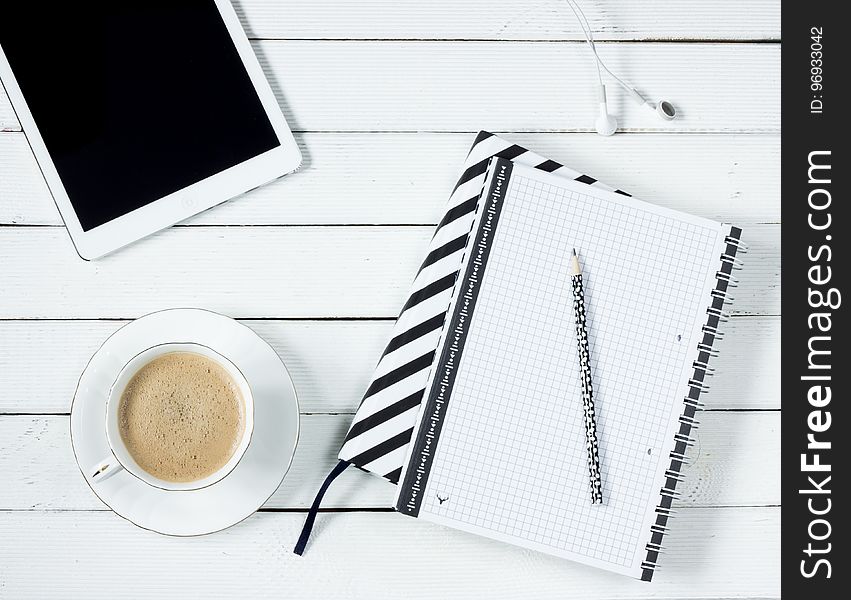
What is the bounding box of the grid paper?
[416,162,723,574]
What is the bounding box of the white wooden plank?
[0,226,432,318]
[233,0,781,41]
[0,414,391,511]
[709,317,780,409]
[0,316,778,414]
[0,42,779,133]
[0,132,781,226]
[677,412,779,507]
[0,320,391,414]
[0,507,780,598]
[0,411,779,511]
[0,224,779,319]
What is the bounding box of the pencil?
[570,249,603,504]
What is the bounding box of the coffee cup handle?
[90,455,124,483]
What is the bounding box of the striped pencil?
[570,249,603,504]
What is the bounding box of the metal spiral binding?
[711,288,735,304]
[688,378,711,392]
[669,450,690,462]
[702,323,724,339]
[679,414,700,429]
[696,342,720,357]
[721,253,745,270]
[715,271,738,285]
[707,310,729,320]
[724,235,748,252]
[692,359,715,374]
[664,469,687,483]
[673,433,696,446]
[660,488,681,499]
[683,396,705,410]
[640,226,743,583]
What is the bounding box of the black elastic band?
[293,459,350,556]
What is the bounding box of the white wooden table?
[0,2,780,598]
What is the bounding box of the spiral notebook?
[393,158,743,580]
[296,133,742,572]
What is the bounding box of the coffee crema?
[118,352,245,483]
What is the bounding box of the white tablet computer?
[0,1,301,259]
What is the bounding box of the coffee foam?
[118,352,245,483]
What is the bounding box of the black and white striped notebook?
[296,133,741,566]
[392,158,743,580]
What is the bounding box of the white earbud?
[626,87,677,121]
[655,100,677,120]
[594,85,618,136]
[565,0,678,135]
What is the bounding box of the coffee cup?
[90,342,254,491]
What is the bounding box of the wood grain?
[232,0,781,41]
[0,316,778,414]
[0,6,782,595]
[2,42,779,133]
[0,508,780,598]
[0,224,778,319]
[0,411,779,511]
[0,319,390,414]
[0,132,781,226]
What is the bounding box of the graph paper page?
[397,160,728,578]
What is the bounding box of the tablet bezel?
[0,0,301,260]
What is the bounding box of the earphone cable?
[564,0,644,101]
[563,0,603,88]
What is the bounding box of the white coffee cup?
[89,342,255,491]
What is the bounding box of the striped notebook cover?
[337,132,630,482]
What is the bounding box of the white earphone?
[565,0,677,136]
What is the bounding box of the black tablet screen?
[1,1,280,231]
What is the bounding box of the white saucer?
[71,308,299,536]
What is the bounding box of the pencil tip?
[572,248,577,256]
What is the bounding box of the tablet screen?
[1,1,281,231]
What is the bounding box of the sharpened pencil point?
[570,249,581,276]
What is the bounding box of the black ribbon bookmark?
[294,459,351,556]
